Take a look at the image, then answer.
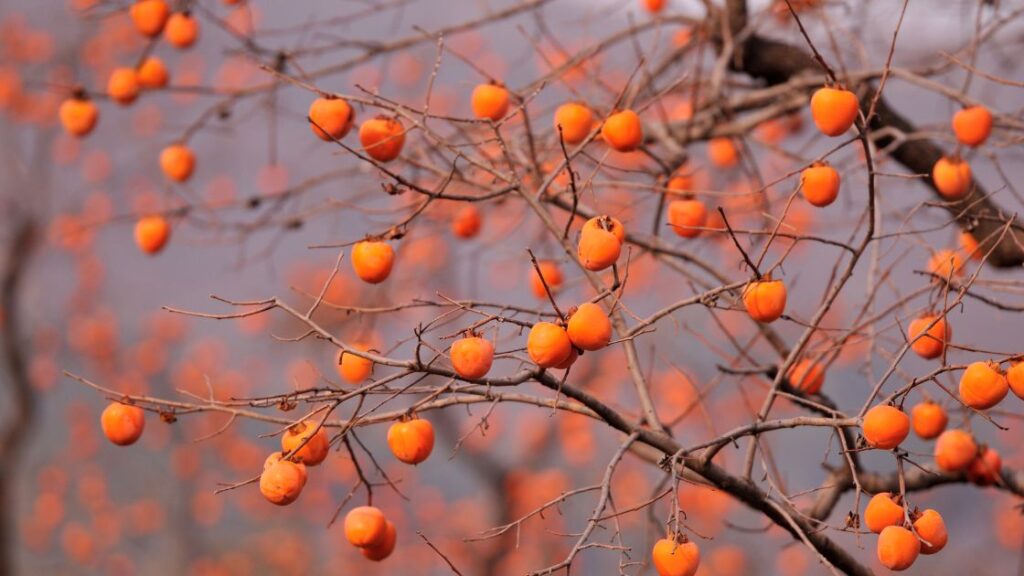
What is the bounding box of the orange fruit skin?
[566,303,612,351]
[527,322,573,368]
[351,241,394,284]
[451,205,482,239]
[100,402,145,446]
[137,57,169,89]
[338,344,373,384]
[259,456,306,505]
[931,157,971,200]
[360,520,397,561]
[876,525,920,571]
[810,87,859,136]
[958,231,982,262]
[707,137,738,168]
[553,102,593,145]
[529,261,563,299]
[864,492,904,534]
[160,144,196,182]
[952,105,992,147]
[862,405,910,450]
[471,84,510,121]
[1008,361,1024,400]
[387,419,434,465]
[359,116,406,162]
[958,361,1009,410]
[927,249,965,280]
[800,164,840,207]
[281,422,330,466]
[967,446,1002,487]
[59,98,99,137]
[742,279,786,323]
[309,97,354,141]
[107,68,140,105]
[787,359,825,394]
[643,0,667,13]
[601,110,643,152]
[450,336,494,379]
[907,315,949,360]
[910,401,947,440]
[344,506,388,548]
[164,12,199,49]
[913,509,948,555]
[934,429,978,472]
[667,199,707,238]
[134,215,171,255]
[130,0,170,37]
[577,217,624,271]
[651,538,700,576]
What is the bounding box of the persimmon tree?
[2,0,1024,574]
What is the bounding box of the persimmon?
[742,277,786,323]
[864,493,904,534]
[952,105,992,147]
[134,215,171,255]
[338,344,373,384]
[862,404,910,450]
[159,144,195,182]
[129,0,170,37]
[643,0,666,13]
[530,260,563,299]
[1008,361,1024,400]
[59,96,99,138]
[958,361,1008,410]
[360,520,396,561]
[800,163,840,207]
[959,231,982,262]
[907,314,950,359]
[281,421,330,466]
[359,116,405,162]
[351,240,394,284]
[577,215,624,271]
[259,453,306,505]
[100,402,145,446]
[934,429,978,472]
[787,359,825,394]
[707,137,738,168]
[553,102,593,145]
[967,446,1002,486]
[107,68,140,106]
[667,199,707,238]
[931,156,971,200]
[527,322,573,368]
[601,109,643,152]
[877,525,920,571]
[471,82,509,121]
[651,537,700,576]
[810,86,859,136]
[387,417,434,465]
[450,335,494,379]
[566,303,612,351]
[910,401,947,440]
[912,509,948,555]
[451,205,482,239]
[927,249,965,279]
[164,12,199,49]
[309,97,354,141]
[666,172,694,195]
[344,506,388,548]
[137,56,169,90]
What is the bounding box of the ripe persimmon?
[787,359,825,394]
[931,157,971,200]
[130,0,170,37]
[164,12,199,49]
[577,215,624,271]
[667,199,707,238]
[643,0,666,13]
[259,453,306,505]
[707,137,738,168]
[958,361,1008,410]
[553,102,593,145]
[134,215,171,255]
[351,240,394,284]
[527,322,573,368]
[360,520,397,561]
[137,56,169,89]
[934,429,978,472]
[927,249,965,280]
[952,105,992,147]
[309,97,354,141]
[344,506,388,548]
[281,421,330,465]
[338,344,374,384]
[59,96,99,138]
[601,109,643,152]
[742,277,786,323]
[800,163,840,207]
[107,68,140,106]
[159,144,195,182]
[910,401,947,440]
[1008,361,1024,400]
[967,446,1002,486]
[865,493,904,534]
[451,205,482,239]
[100,402,145,446]
[471,82,509,121]
[907,314,950,360]
[530,260,563,299]
[877,525,920,571]
[959,231,982,262]
[387,418,434,465]
[862,404,910,450]
[912,509,948,555]
[359,116,405,162]
[810,86,859,136]
[450,335,494,379]
[566,302,612,351]
[651,537,700,576]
